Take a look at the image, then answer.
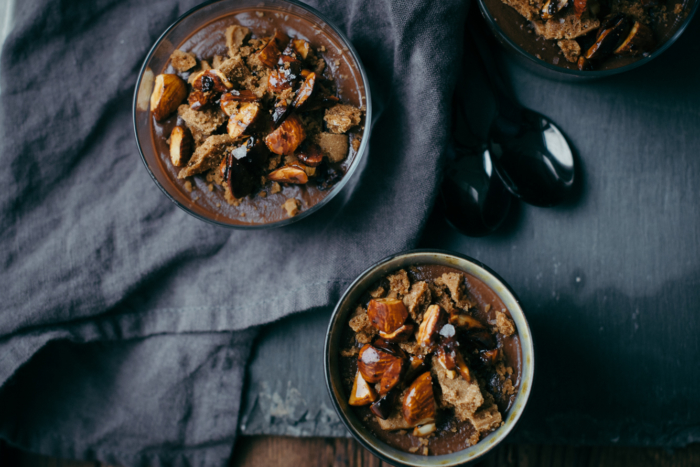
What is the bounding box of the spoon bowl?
[441,147,512,237]
[488,109,575,207]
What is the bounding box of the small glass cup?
[133,0,371,228]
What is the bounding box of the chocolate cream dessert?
[148,10,366,224]
[339,266,521,456]
[483,0,692,70]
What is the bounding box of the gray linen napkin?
[0,0,467,465]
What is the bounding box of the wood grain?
[3,437,700,466]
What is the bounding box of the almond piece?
[613,21,655,55]
[413,423,437,437]
[348,370,377,406]
[265,114,306,155]
[585,14,631,60]
[379,324,415,343]
[450,314,485,329]
[574,0,588,18]
[358,344,401,383]
[256,30,289,68]
[227,102,261,138]
[402,372,437,426]
[188,90,214,111]
[370,390,397,420]
[297,142,324,167]
[292,39,310,59]
[379,358,406,396]
[220,90,258,116]
[368,298,409,333]
[416,305,446,348]
[454,352,472,383]
[292,72,317,110]
[150,74,188,121]
[192,69,234,93]
[267,164,309,184]
[541,0,569,19]
[169,126,193,167]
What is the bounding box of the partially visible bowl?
[133,0,371,228]
[324,249,535,466]
[476,0,699,80]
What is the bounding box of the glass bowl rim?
[475,0,700,78]
[131,0,373,229]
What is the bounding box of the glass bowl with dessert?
[133,0,371,227]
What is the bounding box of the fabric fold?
[0,0,468,464]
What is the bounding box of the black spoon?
[440,85,512,237]
[468,16,576,207]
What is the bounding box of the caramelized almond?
[150,74,187,121]
[292,38,311,59]
[585,14,631,60]
[402,372,436,426]
[169,126,193,167]
[450,314,485,329]
[379,324,415,342]
[370,390,397,420]
[227,102,261,139]
[192,69,234,93]
[296,142,324,167]
[413,423,437,437]
[574,0,587,18]
[416,305,446,347]
[454,352,472,383]
[267,164,309,184]
[188,90,214,111]
[613,21,655,55]
[265,114,306,155]
[348,370,377,406]
[220,90,259,116]
[379,358,406,396]
[256,30,289,68]
[368,298,409,333]
[292,72,316,109]
[358,344,401,383]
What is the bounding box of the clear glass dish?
[132,0,371,228]
[476,0,699,80]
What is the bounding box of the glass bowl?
[475,0,700,80]
[132,0,371,228]
[324,249,535,467]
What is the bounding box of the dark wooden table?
[2,438,699,466]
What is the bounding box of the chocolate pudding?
[482,0,692,71]
[148,9,367,225]
[339,265,522,456]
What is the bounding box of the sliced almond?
[378,358,406,396]
[192,69,234,93]
[227,102,261,139]
[292,39,311,59]
[450,314,484,329]
[188,90,213,111]
[402,372,436,426]
[169,126,193,167]
[267,164,309,184]
[265,114,306,155]
[358,344,401,383]
[413,423,437,437]
[150,74,188,121]
[379,324,415,343]
[613,21,655,55]
[292,72,316,109]
[368,298,409,334]
[416,305,446,348]
[348,370,378,406]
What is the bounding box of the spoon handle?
[464,11,522,122]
